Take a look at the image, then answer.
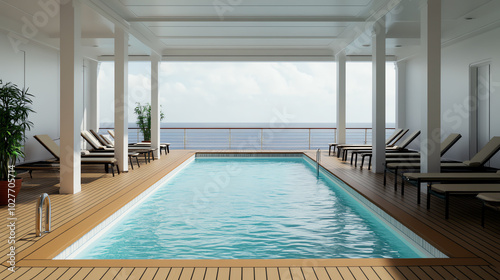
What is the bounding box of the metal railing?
[98,127,395,150]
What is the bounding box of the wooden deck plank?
[337,267,355,280]
[348,267,367,280]
[44,267,69,280]
[383,267,406,280]
[139,268,160,280]
[9,267,43,279]
[371,267,394,280]
[152,268,171,280]
[290,267,305,280]
[217,268,230,280]
[57,267,82,280]
[431,266,456,279]
[114,267,134,280]
[266,267,280,280]
[167,267,183,280]
[455,266,481,279]
[419,267,445,280]
[100,267,122,280]
[278,267,292,280]
[360,267,380,280]
[466,266,499,280]
[301,267,318,280]
[254,268,266,280]
[31,267,57,280]
[205,268,219,280]
[325,267,342,280]
[128,268,147,280]
[312,267,330,280]
[242,267,254,280]
[82,268,109,279]
[407,267,433,280]
[179,267,194,280]
[69,267,93,280]
[442,266,470,280]
[230,267,242,280]
[192,267,206,280]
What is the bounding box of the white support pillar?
[88,60,100,132]
[114,27,129,172]
[336,51,347,144]
[420,0,441,173]
[151,53,161,159]
[395,61,406,129]
[59,0,82,194]
[371,17,386,173]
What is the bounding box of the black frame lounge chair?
[334,128,408,157]
[107,129,170,154]
[346,130,421,165]
[81,131,155,163]
[403,169,500,205]
[383,133,462,187]
[32,134,120,176]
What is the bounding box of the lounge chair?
[477,193,500,227]
[81,131,155,163]
[403,170,500,205]
[328,128,404,156]
[398,136,500,200]
[346,130,421,164]
[333,128,408,157]
[107,129,170,154]
[31,134,121,176]
[427,183,500,219]
[383,133,462,186]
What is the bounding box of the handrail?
[36,193,51,237]
[100,127,395,130]
[316,148,321,176]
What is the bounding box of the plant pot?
[0,179,22,206]
[142,140,151,143]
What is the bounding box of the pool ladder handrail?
[316,148,321,176]
[36,193,51,237]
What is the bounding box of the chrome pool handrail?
[36,193,51,237]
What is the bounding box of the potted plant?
[134,102,164,142]
[0,80,35,205]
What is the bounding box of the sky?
[98,61,395,125]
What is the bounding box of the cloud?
[99,61,395,125]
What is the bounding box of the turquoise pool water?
[72,156,427,259]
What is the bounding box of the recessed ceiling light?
[93,45,99,48]
[395,45,402,48]
[362,44,371,47]
[465,17,475,21]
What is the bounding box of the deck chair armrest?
[464,161,481,167]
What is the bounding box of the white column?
[59,0,82,194]
[151,53,161,159]
[395,61,406,129]
[114,27,129,172]
[88,60,100,132]
[336,51,346,144]
[371,17,386,173]
[420,0,441,173]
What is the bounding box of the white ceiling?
[0,0,499,61]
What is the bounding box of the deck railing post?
[229,128,232,149]
[364,128,368,144]
[260,128,263,150]
[184,129,187,149]
[308,128,311,150]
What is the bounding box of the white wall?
[404,26,500,168]
[0,31,60,163]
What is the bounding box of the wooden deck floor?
[1,150,500,279]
